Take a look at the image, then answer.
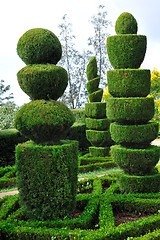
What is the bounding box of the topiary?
[17,28,62,65]
[115,12,138,34]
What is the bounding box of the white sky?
[1,0,160,106]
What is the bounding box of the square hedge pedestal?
[16,140,78,221]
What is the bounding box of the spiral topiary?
[15,28,78,220]
[85,57,113,158]
[106,12,160,193]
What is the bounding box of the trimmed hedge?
[0,129,27,167]
[85,118,110,130]
[107,69,151,97]
[88,88,103,102]
[16,140,78,220]
[15,100,75,145]
[85,102,106,119]
[71,108,85,123]
[115,12,138,34]
[106,97,154,124]
[86,76,100,94]
[89,146,110,157]
[107,34,146,69]
[17,28,62,65]
[86,130,113,147]
[117,171,160,193]
[111,145,160,175]
[86,56,98,81]
[17,64,68,100]
[110,122,158,147]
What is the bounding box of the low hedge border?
[1,176,160,239]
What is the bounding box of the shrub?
[107,35,146,69]
[85,102,106,119]
[17,28,62,64]
[16,140,78,220]
[115,12,138,34]
[86,130,112,147]
[106,97,154,124]
[17,64,68,100]
[14,100,75,145]
[71,108,85,123]
[85,118,110,130]
[107,69,150,97]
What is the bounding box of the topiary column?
[15,28,78,220]
[106,12,160,193]
[85,57,112,157]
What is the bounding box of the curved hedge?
[85,118,110,130]
[107,69,150,97]
[106,97,154,124]
[117,171,160,193]
[89,146,110,157]
[115,12,138,34]
[15,100,75,145]
[86,76,100,94]
[85,102,106,119]
[110,122,158,146]
[17,28,62,64]
[16,140,78,220]
[107,35,146,69]
[86,130,113,147]
[17,64,68,100]
[111,145,159,175]
[88,88,103,102]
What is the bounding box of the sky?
[1,0,160,106]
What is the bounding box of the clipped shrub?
[117,171,160,193]
[115,12,138,34]
[17,64,68,100]
[16,140,78,220]
[88,88,103,102]
[86,118,110,130]
[86,56,98,80]
[107,69,151,97]
[85,102,106,119]
[110,122,158,146]
[107,35,146,69]
[86,76,100,94]
[111,145,159,175]
[86,130,113,147]
[17,28,62,64]
[106,97,154,124]
[89,146,110,158]
[71,108,85,123]
[15,100,75,145]
[0,129,27,167]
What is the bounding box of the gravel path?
[1,139,160,199]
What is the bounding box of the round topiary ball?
[15,100,75,145]
[17,28,62,64]
[17,64,68,100]
[115,12,138,34]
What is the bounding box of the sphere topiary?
[17,28,62,64]
[107,69,150,97]
[15,100,75,145]
[17,64,68,100]
[115,12,138,34]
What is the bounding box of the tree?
[88,5,112,89]
[58,14,89,109]
[0,79,19,130]
[0,79,13,106]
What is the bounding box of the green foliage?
[17,64,68,100]
[107,69,151,97]
[17,28,62,64]
[0,80,13,105]
[16,140,78,220]
[89,146,110,157]
[111,145,159,175]
[86,118,110,130]
[85,102,106,119]
[107,35,146,69]
[0,102,19,130]
[86,76,100,94]
[106,97,154,124]
[71,108,85,123]
[0,165,16,188]
[110,122,159,147]
[86,130,112,147]
[15,100,75,145]
[115,12,138,34]
[117,172,160,193]
[88,88,103,102]
[0,129,27,167]
[86,56,98,80]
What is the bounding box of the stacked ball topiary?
[85,57,113,157]
[106,12,160,193]
[14,28,78,220]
